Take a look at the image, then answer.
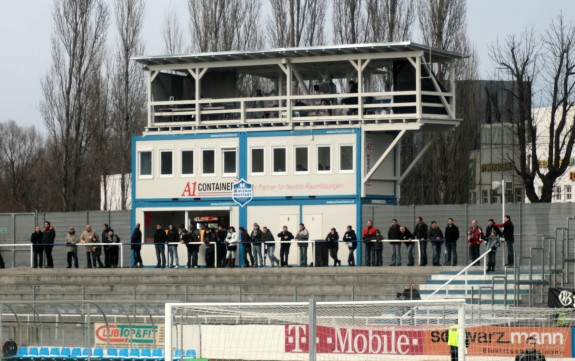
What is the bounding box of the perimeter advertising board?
[94,323,164,347]
[285,325,573,358]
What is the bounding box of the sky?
[0,0,574,130]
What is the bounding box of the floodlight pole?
[502,179,506,221]
[309,299,316,361]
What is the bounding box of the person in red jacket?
[362,220,377,266]
[467,219,483,265]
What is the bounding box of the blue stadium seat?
[174,349,182,360]
[140,348,152,359]
[129,348,140,358]
[118,348,129,359]
[15,346,27,359]
[151,348,163,360]
[49,347,62,359]
[39,347,50,358]
[185,349,197,359]
[93,347,104,359]
[106,348,120,360]
[60,347,71,359]
[27,347,39,358]
[70,347,82,360]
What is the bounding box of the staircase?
[419,267,549,306]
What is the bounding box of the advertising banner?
[548,287,575,308]
[94,323,164,347]
[285,325,573,358]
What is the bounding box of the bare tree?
[365,0,415,43]
[187,0,262,52]
[333,0,365,44]
[491,15,575,202]
[163,3,185,54]
[400,0,477,205]
[107,0,146,210]
[268,0,326,48]
[40,0,109,211]
[0,121,45,211]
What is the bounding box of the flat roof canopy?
[133,42,467,80]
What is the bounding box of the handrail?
[423,246,493,300]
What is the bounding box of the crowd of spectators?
[18,216,514,269]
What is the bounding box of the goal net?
[165,299,468,361]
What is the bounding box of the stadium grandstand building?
[131,42,465,265]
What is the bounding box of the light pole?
[492,180,506,221]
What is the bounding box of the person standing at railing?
[444,218,460,266]
[362,220,377,266]
[216,225,228,268]
[65,227,79,269]
[107,229,121,268]
[42,221,56,268]
[80,225,96,269]
[373,229,384,266]
[251,223,264,267]
[278,226,294,267]
[325,228,342,267]
[428,221,444,266]
[131,223,143,268]
[101,224,111,268]
[30,226,43,268]
[167,224,180,269]
[225,226,239,267]
[467,219,483,266]
[343,225,357,266]
[182,228,199,269]
[262,226,280,267]
[203,226,216,268]
[388,219,402,266]
[91,234,104,268]
[239,226,254,268]
[414,217,429,266]
[296,223,309,267]
[153,223,167,269]
[495,215,515,267]
[485,229,501,272]
[400,226,415,266]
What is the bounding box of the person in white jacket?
[225,227,239,267]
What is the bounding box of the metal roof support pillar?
[362,129,407,184]
[148,71,159,128]
[189,68,208,127]
[415,56,422,119]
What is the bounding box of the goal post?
[164,298,467,361]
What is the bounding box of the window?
[481,190,488,204]
[251,148,264,174]
[222,149,237,175]
[515,188,524,203]
[181,150,194,175]
[566,185,572,200]
[339,145,353,171]
[317,146,331,172]
[160,151,173,176]
[555,186,562,201]
[295,147,308,173]
[273,148,287,173]
[490,190,498,204]
[202,149,215,175]
[139,151,152,177]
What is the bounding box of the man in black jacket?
[444,218,460,266]
[343,225,357,266]
[414,217,428,266]
[42,221,56,268]
[101,224,111,267]
[154,223,167,268]
[496,215,515,267]
[388,219,401,266]
[277,226,294,267]
[131,223,143,268]
[31,226,44,268]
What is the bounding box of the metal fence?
[362,202,575,267]
[0,211,131,268]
